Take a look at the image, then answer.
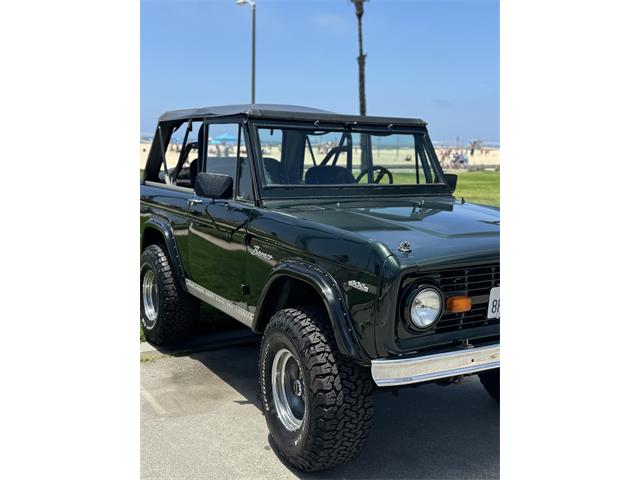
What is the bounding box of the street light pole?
[251,2,255,104]
[236,0,256,104]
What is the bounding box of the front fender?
[253,260,368,363]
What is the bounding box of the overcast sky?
[141,0,499,144]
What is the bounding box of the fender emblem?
[347,280,369,293]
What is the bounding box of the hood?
[269,196,500,269]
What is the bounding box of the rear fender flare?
[140,217,187,290]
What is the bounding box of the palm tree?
[351,0,368,116]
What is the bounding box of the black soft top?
[159,104,426,126]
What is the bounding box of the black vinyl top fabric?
[158,104,426,126]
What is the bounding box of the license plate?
[487,287,500,319]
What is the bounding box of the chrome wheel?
[271,348,305,431]
[142,268,159,328]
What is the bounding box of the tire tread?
[141,244,197,345]
[261,306,373,471]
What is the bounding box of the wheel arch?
[253,260,368,363]
[140,218,187,289]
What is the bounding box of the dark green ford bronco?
[140,104,499,471]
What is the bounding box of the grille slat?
[440,278,498,286]
[439,276,499,285]
[413,263,500,334]
[440,271,498,279]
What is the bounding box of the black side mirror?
[444,173,458,193]
[195,172,233,199]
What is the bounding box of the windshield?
[254,124,446,196]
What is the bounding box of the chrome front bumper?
[370,343,500,387]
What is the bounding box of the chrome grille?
[422,263,500,333]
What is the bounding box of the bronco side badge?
[250,245,274,261]
[398,241,412,253]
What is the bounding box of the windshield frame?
[248,119,452,200]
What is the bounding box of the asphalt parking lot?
[141,326,499,480]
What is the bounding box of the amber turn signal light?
[446,296,472,313]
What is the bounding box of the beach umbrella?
[213,132,238,143]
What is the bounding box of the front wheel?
[259,307,373,471]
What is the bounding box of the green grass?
[454,171,500,206]
[389,170,500,206]
[140,353,166,363]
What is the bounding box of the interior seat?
[189,160,198,187]
[263,157,287,184]
[205,157,237,177]
[305,166,356,185]
[189,125,205,187]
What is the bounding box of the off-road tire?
[479,368,500,402]
[140,244,198,345]
[259,307,374,471]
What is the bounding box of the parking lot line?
[140,386,168,416]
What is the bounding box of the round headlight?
[409,288,442,328]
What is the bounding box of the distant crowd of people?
[437,149,469,169]
[437,145,493,169]
[167,142,247,157]
[146,141,496,169]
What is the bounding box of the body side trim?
[185,279,254,327]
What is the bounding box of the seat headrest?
[263,157,286,184]
[189,160,198,186]
[305,166,355,185]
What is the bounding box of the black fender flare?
[140,217,187,290]
[253,260,367,363]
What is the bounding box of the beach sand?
[140,143,500,171]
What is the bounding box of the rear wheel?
[140,244,198,345]
[259,307,373,471]
[479,368,500,402]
